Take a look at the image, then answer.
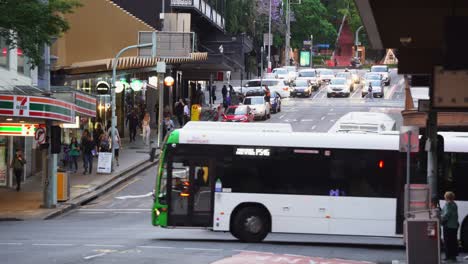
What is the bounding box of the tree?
[290,0,336,49]
[0,0,80,67]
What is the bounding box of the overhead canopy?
[354,0,468,74]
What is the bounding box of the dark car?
[290,79,313,97]
[270,92,281,113]
[222,105,254,122]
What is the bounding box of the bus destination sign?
[235,148,270,157]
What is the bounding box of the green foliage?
[225,0,255,35]
[290,0,337,49]
[0,0,81,67]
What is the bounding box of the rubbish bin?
[57,169,70,202]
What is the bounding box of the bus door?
[168,158,214,227]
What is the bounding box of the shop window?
[0,36,8,69]
[17,48,31,76]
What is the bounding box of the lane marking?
[115,192,153,200]
[301,119,314,122]
[311,125,317,130]
[184,247,223,251]
[327,113,337,115]
[320,116,326,120]
[0,242,23,245]
[84,244,125,248]
[137,246,175,249]
[279,114,286,119]
[32,243,74,246]
[83,253,107,260]
[330,108,334,112]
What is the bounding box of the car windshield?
[298,71,316,77]
[321,70,334,75]
[369,80,382,86]
[366,74,381,80]
[245,80,279,87]
[274,69,287,74]
[331,79,346,85]
[295,80,309,86]
[226,107,247,115]
[284,67,296,72]
[371,66,388,73]
[244,97,264,105]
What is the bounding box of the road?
[0,69,411,264]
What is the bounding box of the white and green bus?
[152,122,468,247]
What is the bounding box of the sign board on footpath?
[97,152,112,174]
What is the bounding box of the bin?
[57,170,70,202]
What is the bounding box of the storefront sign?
[34,127,46,144]
[97,152,112,174]
[0,123,39,136]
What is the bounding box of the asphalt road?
[0,69,414,264]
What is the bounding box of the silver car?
[243,96,271,120]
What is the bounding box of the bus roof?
[182,121,293,133]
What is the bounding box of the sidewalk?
[0,133,159,220]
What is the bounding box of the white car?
[235,79,290,98]
[296,69,319,91]
[243,96,271,120]
[370,65,391,86]
[282,66,298,82]
[317,68,335,84]
[327,78,350,98]
[335,71,354,92]
[328,112,396,133]
[272,68,289,79]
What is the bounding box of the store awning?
[56,53,209,75]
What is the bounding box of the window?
[17,48,31,76]
[440,153,468,201]
[0,36,8,68]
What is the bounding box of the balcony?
[171,0,225,31]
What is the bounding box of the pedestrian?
[441,191,459,262]
[129,110,139,142]
[334,58,338,67]
[221,85,228,101]
[367,83,373,99]
[174,98,185,127]
[68,137,80,173]
[163,115,175,139]
[197,83,205,106]
[264,85,271,108]
[228,85,234,98]
[105,120,111,134]
[183,100,190,125]
[110,126,121,166]
[211,85,217,103]
[142,112,151,146]
[10,150,25,191]
[99,133,110,152]
[93,123,104,148]
[81,130,96,175]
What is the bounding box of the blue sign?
[315,44,330,49]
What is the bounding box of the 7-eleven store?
[0,92,96,188]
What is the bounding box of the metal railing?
[170,0,225,30]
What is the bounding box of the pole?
[157,73,164,148]
[267,0,272,72]
[427,110,438,203]
[284,0,290,66]
[310,34,313,68]
[405,130,411,217]
[354,26,364,60]
[111,43,152,170]
[261,46,264,79]
[209,73,213,108]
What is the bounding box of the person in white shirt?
[142,112,151,146]
[183,102,190,125]
[110,126,121,166]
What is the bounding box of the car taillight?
[283,87,289,91]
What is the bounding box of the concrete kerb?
[44,154,160,220]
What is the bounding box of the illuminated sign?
[299,51,310,67]
[0,123,41,136]
[235,148,270,156]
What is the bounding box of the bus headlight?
[155,208,160,216]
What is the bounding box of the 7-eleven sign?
[13,96,29,117]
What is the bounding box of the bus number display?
[235,148,270,157]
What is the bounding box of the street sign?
[156,62,166,73]
[35,127,46,144]
[138,31,194,58]
[263,33,273,46]
[303,40,312,46]
[399,126,419,153]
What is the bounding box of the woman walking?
[69,137,80,173]
[441,191,459,262]
[142,112,151,146]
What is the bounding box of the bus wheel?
[232,207,269,243]
[462,220,468,251]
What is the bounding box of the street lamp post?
[354,26,364,60]
[310,34,313,68]
[267,0,272,73]
[285,0,290,66]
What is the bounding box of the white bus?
[152,122,468,248]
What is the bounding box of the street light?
[355,26,364,60]
[164,76,174,87]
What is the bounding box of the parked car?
[272,68,289,79]
[235,79,290,98]
[270,92,282,113]
[290,79,313,97]
[327,78,350,98]
[335,71,354,92]
[296,69,319,91]
[317,68,335,84]
[222,105,254,122]
[370,65,391,86]
[282,66,298,82]
[362,79,385,98]
[243,96,271,120]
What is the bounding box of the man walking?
[11,150,25,191]
[128,110,139,142]
[174,98,185,127]
[81,130,96,175]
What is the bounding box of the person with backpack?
[99,133,110,152]
[81,130,96,175]
[69,137,80,173]
[10,150,26,191]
